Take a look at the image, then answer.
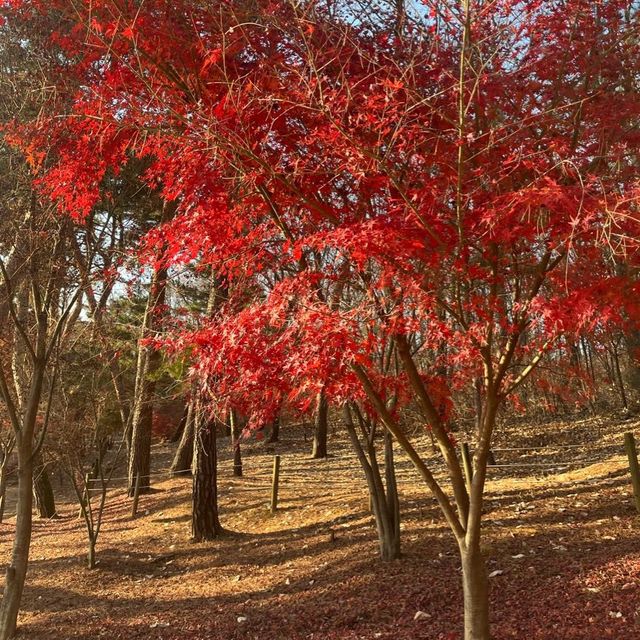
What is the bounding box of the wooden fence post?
[131,472,141,519]
[270,455,281,513]
[461,442,473,490]
[624,432,640,514]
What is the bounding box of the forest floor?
[1,415,639,640]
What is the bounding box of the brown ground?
[1,416,639,640]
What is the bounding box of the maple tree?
[3,1,640,639]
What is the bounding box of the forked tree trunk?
[0,202,75,639]
[191,403,222,541]
[383,431,401,557]
[356,353,492,636]
[459,396,498,640]
[474,383,496,465]
[170,396,195,476]
[71,462,108,572]
[0,452,34,640]
[230,410,242,477]
[343,405,401,561]
[460,543,490,640]
[0,338,47,640]
[311,391,328,459]
[33,457,56,519]
[368,433,401,561]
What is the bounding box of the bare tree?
[0,212,80,639]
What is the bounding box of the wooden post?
[270,455,281,513]
[624,432,640,514]
[131,472,141,519]
[461,442,473,490]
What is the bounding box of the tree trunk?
[87,535,96,570]
[581,336,596,382]
[190,268,224,540]
[383,431,401,559]
[343,405,401,561]
[0,197,75,638]
[267,416,280,443]
[459,395,496,640]
[191,402,222,541]
[127,395,154,495]
[460,544,490,640]
[624,329,640,402]
[127,262,167,495]
[475,383,496,465]
[126,202,176,492]
[170,395,195,476]
[367,435,400,561]
[230,410,242,477]
[169,403,189,443]
[0,458,10,524]
[33,457,56,519]
[612,340,629,411]
[0,454,33,640]
[311,391,328,459]
[474,377,483,435]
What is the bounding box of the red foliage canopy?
[5,0,640,426]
